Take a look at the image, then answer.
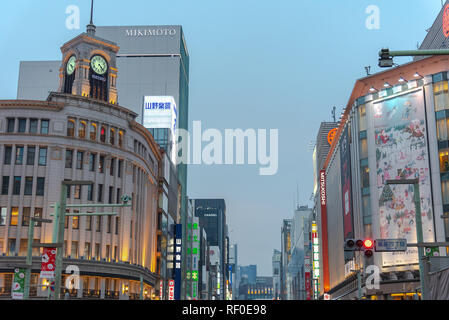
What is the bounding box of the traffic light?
[378,49,394,68]
[344,238,374,257]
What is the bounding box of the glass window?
[10,207,18,226]
[84,243,91,259]
[360,138,368,159]
[76,151,84,170]
[40,120,49,134]
[67,119,75,137]
[110,128,115,145]
[362,195,371,217]
[4,146,12,165]
[107,215,112,233]
[358,105,367,131]
[36,177,45,196]
[7,118,15,132]
[74,185,81,199]
[434,81,449,112]
[2,176,9,195]
[118,160,122,178]
[34,208,42,227]
[38,147,47,166]
[15,146,24,165]
[90,123,97,141]
[96,216,102,232]
[99,156,104,173]
[100,125,107,143]
[97,184,103,202]
[442,180,449,205]
[86,214,92,231]
[87,184,93,201]
[22,207,31,226]
[65,150,73,168]
[110,158,115,176]
[18,118,26,133]
[0,207,6,225]
[79,121,86,139]
[437,118,449,142]
[118,131,124,148]
[108,186,113,204]
[29,119,38,133]
[95,243,100,260]
[116,188,121,204]
[115,217,120,235]
[13,176,21,195]
[24,177,33,195]
[440,150,449,172]
[89,153,96,172]
[27,146,36,165]
[71,241,78,258]
[72,215,79,229]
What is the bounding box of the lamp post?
[385,179,428,300]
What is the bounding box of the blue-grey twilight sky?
[0,0,443,275]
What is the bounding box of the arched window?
[100,125,107,143]
[79,121,86,139]
[90,123,97,141]
[67,119,75,137]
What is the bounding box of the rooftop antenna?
[86,0,96,36]
[331,106,336,122]
[364,66,371,76]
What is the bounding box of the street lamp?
[383,178,428,300]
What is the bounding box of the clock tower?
[58,5,119,104]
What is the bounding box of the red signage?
[444,4,449,37]
[40,247,56,279]
[168,280,175,300]
[320,170,330,293]
[305,272,311,300]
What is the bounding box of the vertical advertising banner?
[304,257,311,300]
[40,247,56,278]
[340,126,354,239]
[168,280,175,300]
[12,268,26,300]
[374,89,435,266]
[174,224,182,300]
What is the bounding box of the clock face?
[66,55,76,75]
[91,55,108,75]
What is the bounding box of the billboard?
[142,96,178,160]
[340,126,354,239]
[374,89,435,266]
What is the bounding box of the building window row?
[0,206,43,227]
[1,176,45,196]
[63,211,119,236]
[65,182,123,206]
[65,149,123,178]
[67,118,124,148]
[3,145,47,166]
[6,118,49,134]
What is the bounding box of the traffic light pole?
[378,48,449,67]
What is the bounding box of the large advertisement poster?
[374,89,435,267]
[40,247,56,278]
[340,126,354,239]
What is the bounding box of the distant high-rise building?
[193,199,227,299]
[272,249,281,299]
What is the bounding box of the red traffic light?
[363,239,374,249]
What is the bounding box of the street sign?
[375,239,407,252]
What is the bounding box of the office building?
[193,199,227,299]
[272,249,281,299]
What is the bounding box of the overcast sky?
[0,0,444,275]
